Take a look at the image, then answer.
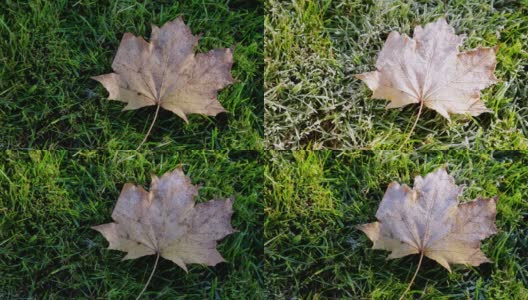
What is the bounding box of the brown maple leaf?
[92,167,236,272]
[92,17,235,147]
[356,18,497,121]
[357,167,497,272]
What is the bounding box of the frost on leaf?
[92,17,235,122]
[357,167,497,272]
[92,167,236,272]
[356,18,497,120]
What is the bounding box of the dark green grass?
[0,0,263,150]
[0,150,263,299]
[265,0,528,150]
[265,150,528,299]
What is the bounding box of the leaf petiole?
[399,100,424,151]
[137,103,161,150]
[398,250,424,300]
[136,252,160,300]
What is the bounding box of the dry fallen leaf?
[92,17,235,147]
[356,18,497,120]
[358,167,497,272]
[92,167,236,272]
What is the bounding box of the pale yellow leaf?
[92,167,236,272]
[357,167,497,272]
[92,17,235,122]
[356,18,497,120]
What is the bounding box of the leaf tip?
[354,73,366,80]
[355,223,365,231]
[492,195,499,204]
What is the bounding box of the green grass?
[265,0,528,150]
[0,0,263,150]
[0,150,263,299]
[265,150,528,299]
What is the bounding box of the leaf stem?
[137,103,161,150]
[399,100,424,151]
[399,251,424,300]
[136,252,160,300]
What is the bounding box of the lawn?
[265,0,528,150]
[0,0,263,150]
[264,150,528,299]
[0,150,263,299]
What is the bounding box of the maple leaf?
[92,17,235,147]
[357,167,497,272]
[356,18,497,121]
[92,167,236,272]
